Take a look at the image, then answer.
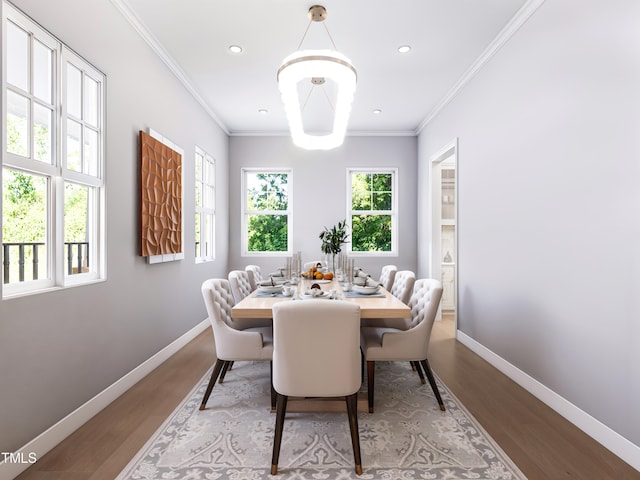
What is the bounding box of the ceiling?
[118,0,529,136]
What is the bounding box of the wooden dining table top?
[231,279,411,319]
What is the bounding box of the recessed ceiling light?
[258,108,269,115]
[372,109,382,115]
[228,45,243,54]
[397,45,411,54]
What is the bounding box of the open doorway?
[430,140,458,331]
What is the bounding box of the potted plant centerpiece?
[319,219,349,274]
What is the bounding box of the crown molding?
[229,130,417,137]
[417,0,546,133]
[109,0,230,135]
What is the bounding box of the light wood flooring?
[15,316,639,479]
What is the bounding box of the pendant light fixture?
[277,5,357,150]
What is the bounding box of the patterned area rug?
[117,361,526,479]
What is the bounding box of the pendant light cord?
[296,19,339,51]
[301,85,335,114]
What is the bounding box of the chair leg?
[420,359,446,411]
[346,392,363,475]
[271,394,288,475]
[411,361,426,384]
[367,361,375,413]
[199,359,225,410]
[270,361,277,412]
[218,360,231,383]
[410,361,416,371]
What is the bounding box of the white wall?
[418,0,640,449]
[0,0,229,452]
[229,136,417,277]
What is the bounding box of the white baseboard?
[0,319,210,480]
[456,330,640,473]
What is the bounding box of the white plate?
[257,285,283,294]
[310,279,331,284]
[352,285,380,295]
[300,291,330,299]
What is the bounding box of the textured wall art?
[139,131,183,257]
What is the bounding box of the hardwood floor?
[16,317,639,479]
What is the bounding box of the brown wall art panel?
[139,131,183,257]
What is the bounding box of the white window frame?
[241,168,292,257]
[346,167,398,257]
[195,146,215,263]
[2,3,106,298]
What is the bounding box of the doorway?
[430,140,458,329]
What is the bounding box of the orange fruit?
[323,272,334,280]
[314,272,323,279]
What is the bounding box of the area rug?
[116,361,527,479]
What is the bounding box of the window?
[347,168,397,255]
[2,3,105,296]
[195,147,215,262]
[242,169,291,255]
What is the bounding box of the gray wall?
[0,0,229,452]
[418,0,640,446]
[228,136,418,278]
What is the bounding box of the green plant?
[319,220,349,272]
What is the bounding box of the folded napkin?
[354,268,370,278]
[366,277,382,287]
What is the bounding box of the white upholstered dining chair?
[245,264,263,290]
[360,278,445,414]
[361,269,415,330]
[270,300,363,476]
[378,264,397,291]
[389,270,416,305]
[200,278,274,410]
[228,270,253,303]
[228,270,271,329]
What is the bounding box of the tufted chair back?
[202,278,235,328]
[378,264,397,291]
[200,279,273,361]
[228,270,254,304]
[407,278,444,331]
[390,270,416,305]
[245,265,263,290]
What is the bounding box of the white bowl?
[352,285,380,295]
[258,285,283,294]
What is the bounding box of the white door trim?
[429,138,458,323]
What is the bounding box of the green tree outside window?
[246,172,289,252]
[350,172,394,252]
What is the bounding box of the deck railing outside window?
[2,242,89,284]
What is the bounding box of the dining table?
[231,278,410,413]
[231,278,410,320]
